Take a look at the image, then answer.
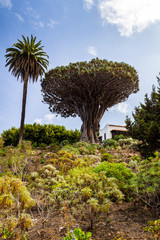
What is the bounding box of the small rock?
[59,226,65,232]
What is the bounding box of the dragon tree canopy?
[41,58,139,143]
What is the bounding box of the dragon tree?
[41,58,139,143]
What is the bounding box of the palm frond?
[5,35,49,81]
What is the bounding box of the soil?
[29,201,156,240]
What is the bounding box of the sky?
[1,0,160,135]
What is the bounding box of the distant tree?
[126,80,160,155]
[41,58,139,143]
[1,124,80,146]
[5,35,49,145]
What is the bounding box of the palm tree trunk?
[19,76,28,145]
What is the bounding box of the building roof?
[108,124,126,128]
[111,129,127,132]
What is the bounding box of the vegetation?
[144,219,160,240]
[0,132,159,239]
[63,226,92,240]
[136,152,160,215]
[102,139,118,148]
[29,164,64,227]
[94,162,136,200]
[1,124,80,147]
[5,35,49,145]
[41,58,139,143]
[52,167,123,229]
[126,81,160,156]
[0,176,35,239]
[61,141,98,155]
[101,152,114,162]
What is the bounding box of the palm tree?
[5,35,49,145]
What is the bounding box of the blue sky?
[1,0,160,134]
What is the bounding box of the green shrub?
[0,138,4,148]
[63,226,92,240]
[0,176,35,239]
[2,124,80,147]
[73,142,89,148]
[118,138,135,147]
[60,140,70,147]
[73,142,97,155]
[52,167,123,228]
[113,134,127,141]
[30,164,64,191]
[50,149,100,174]
[40,158,45,164]
[29,165,64,226]
[131,155,141,162]
[0,149,5,157]
[31,142,38,149]
[94,162,136,200]
[144,219,160,240]
[101,153,114,162]
[1,127,19,146]
[50,150,79,173]
[136,152,160,215]
[61,145,80,155]
[128,160,138,170]
[61,141,97,155]
[102,139,118,148]
[18,140,32,150]
[128,155,141,170]
[0,146,31,179]
[49,143,59,151]
[39,143,47,150]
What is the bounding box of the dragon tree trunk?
[79,105,102,143]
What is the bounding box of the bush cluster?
[1,124,80,147]
[0,176,35,239]
[52,167,123,229]
[61,141,98,155]
[102,139,118,148]
[50,150,100,174]
[94,162,136,200]
[136,152,160,215]
[101,152,114,162]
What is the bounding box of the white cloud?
[34,118,43,125]
[25,6,40,19]
[33,21,44,28]
[15,13,24,22]
[44,114,56,124]
[98,0,160,36]
[117,102,129,114]
[47,18,58,28]
[0,0,12,9]
[87,46,97,56]
[39,21,44,28]
[84,0,94,10]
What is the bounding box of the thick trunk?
[80,106,100,143]
[19,77,28,145]
[80,122,89,142]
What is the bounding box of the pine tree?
[126,80,160,155]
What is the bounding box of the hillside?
[0,139,159,240]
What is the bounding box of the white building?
[99,124,127,142]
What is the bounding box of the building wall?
[99,124,127,141]
[99,124,109,141]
